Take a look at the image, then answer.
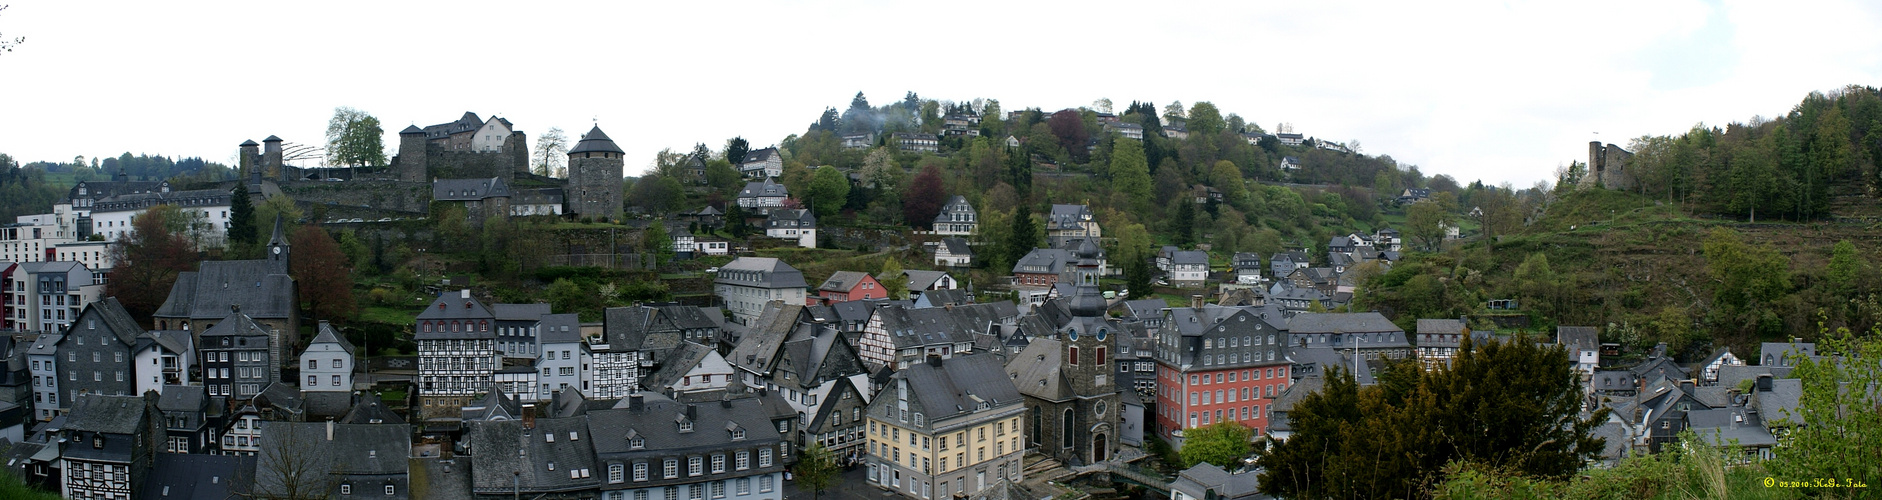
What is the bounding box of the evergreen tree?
[1007,204,1038,266]
[227,183,257,247]
[1110,139,1152,211]
[724,136,750,165]
[1172,200,1196,246]
[1125,257,1154,300]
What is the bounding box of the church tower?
[1056,239,1123,464]
[266,213,290,276]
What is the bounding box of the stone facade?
[1580,141,1636,191]
[567,126,626,221]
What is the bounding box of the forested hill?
[1358,85,1882,362]
[0,152,232,221]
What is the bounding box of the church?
[1007,239,1124,466]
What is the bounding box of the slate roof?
[304,392,354,420]
[423,111,483,139]
[1556,326,1599,350]
[642,342,716,392]
[1171,463,1264,500]
[465,416,601,494]
[343,396,406,425]
[1171,250,1208,266]
[158,384,207,413]
[415,290,496,340]
[70,298,144,348]
[1416,319,1467,335]
[819,271,874,293]
[1013,248,1075,275]
[738,179,789,199]
[916,289,970,308]
[568,125,624,154]
[586,393,787,480]
[1758,342,1816,366]
[538,313,583,344]
[715,257,808,289]
[932,239,974,262]
[934,195,975,223]
[765,208,816,228]
[740,147,779,165]
[66,394,148,435]
[1007,338,1076,402]
[155,260,295,321]
[432,177,512,201]
[1046,204,1092,230]
[874,305,974,350]
[1287,312,1403,335]
[892,353,1022,426]
[1756,378,1803,425]
[253,422,412,496]
[309,321,356,356]
[1592,370,1637,393]
[139,453,254,500]
[1687,407,1778,447]
[199,312,270,341]
[1117,300,1168,321]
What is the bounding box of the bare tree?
[534,127,568,177]
[256,423,335,500]
[0,5,23,55]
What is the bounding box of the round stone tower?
[566,125,625,222]
[397,125,428,182]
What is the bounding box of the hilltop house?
[736,179,790,215]
[739,147,783,178]
[764,209,817,248]
[933,196,977,235]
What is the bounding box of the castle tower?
[566,125,625,222]
[239,139,260,180]
[263,135,284,181]
[397,125,427,182]
[505,130,530,175]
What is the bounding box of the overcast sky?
[3,0,1880,187]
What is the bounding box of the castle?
[1578,141,1635,191]
[240,112,624,223]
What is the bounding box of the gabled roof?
[158,384,208,413]
[1171,250,1208,266]
[715,257,808,289]
[642,342,718,392]
[1556,326,1599,350]
[1046,204,1092,230]
[738,179,789,199]
[887,353,1021,425]
[465,416,601,493]
[1007,338,1080,402]
[819,271,875,293]
[1286,312,1402,335]
[308,321,356,356]
[567,125,624,155]
[69,298,145,347]
[492,303,552,321]
[538,313,583,344]
[740,147,779,165]
[937,238,972,258]
[874,305,974,350]
[903,270,952,290]
[253,422,412,495]
[1416,319,1467,335]
[139,453,255,500]
[67,394,148,435]
[155,259,295,321]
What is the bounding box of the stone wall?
[280,179,433,215]
[566,155,623,221]
[1579,141,1636,191]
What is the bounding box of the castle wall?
[279,179,433,214]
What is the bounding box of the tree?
[1006,204,1039,266]
[793,442,843,500]
[1701,228,1790,318]
[1405,199,1450,250]
[324,107,386,167]
[1091,98,1114,114]
[1765,327,1882,495]
[642,223,674,267]
[1209,160,1246,202]
[627,175,685,214]
[1259,335,1607,498]
[1172,200,1196,246]
[725,204,752,239]
[291,225,356,321]
[805,167,851,217]
[879,259,908,300]
[257,423,337,500]
[1125,257,1154,299]
[704,159,741,192]
[1187,102,1225,136]
[904,164,946,228]
[1047,110,1090,161]
[724,136,750,165]
[106,205,198,322]
[859,147,903,191]
[1826,239,1862,299]
[227,183,257,248]
[1181,420,1253,468]
[1110,139,1152,211]
[533,127,568,177]
[1163,101,1186,123]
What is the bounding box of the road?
[782,465,910,500]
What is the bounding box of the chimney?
[522,403,537,430]
[1679,380,1695,395]
[685,404,698,421]
[326,418,334,441]
[461,289,471,299]
[721,398,733,409]
[1756,374,1773,393]
[927,355,942,368]
[1190,295,1204,309]
[231,303,240,314]
[628,393,644,411]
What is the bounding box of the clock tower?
[1008,238,1123,466]
[266,213,291,276]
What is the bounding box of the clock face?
[272,246,281,255]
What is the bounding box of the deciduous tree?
[1110,139,1152,211]
[805,167,850,217]
[1047,110,1090,161]
[324,107,386,167]
[291,225,356,321]
[1187,102,1225,136]
[793,442,843,500]
[533,127,568,177]
[107,205,198,322]
[879,258,908,300]
[904,164,946,228]
[1180,420,1252,468]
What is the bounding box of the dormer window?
[631,437,644,449]
[679,420,694,433]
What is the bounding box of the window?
[736,451,749,470]
[711,454,725,473]
[712,481,725,498]
[308,360,318,370]
[737,478,751,495]
[759,448,773,467]
[689,456,702,476]
[333,359,343,369]
[633,462,648,481]
[664,459,678,478]
[760,475,774,492]
[333,375,343,386]
[609,464,624,483]
[385,485,395,495]
[341,484,352,495]
[308,376,318,386]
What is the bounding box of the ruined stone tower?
[262,135,284,181]
[566,125,624,222]
[1580,141,1635,191]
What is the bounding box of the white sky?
[3,0,1880,187]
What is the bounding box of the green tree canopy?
[1180,420,1252,468]
[1110,139,1152,211]
[325,106,386,167]
[805,166,851,217]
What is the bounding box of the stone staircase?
[1022,455,1076,483]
